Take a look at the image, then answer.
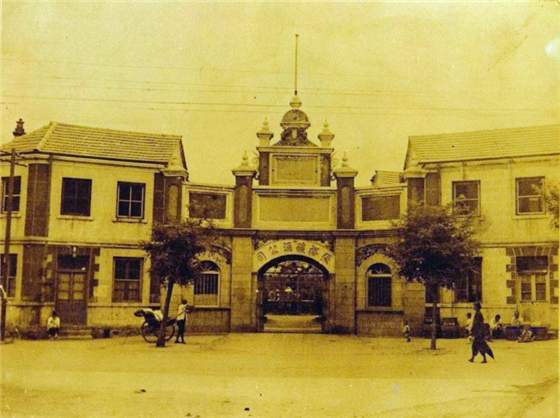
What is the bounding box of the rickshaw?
[134,309,176,343]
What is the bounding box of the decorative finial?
[290,95,302,109]
[241,151,249,167]
[13,118,25,137]
[261,118,270,132]
[318,119,334,147]
[257,117,274,145]
[342,150,349,167]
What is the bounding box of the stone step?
[58,327,93,340]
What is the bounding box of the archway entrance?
[257,255,329,333]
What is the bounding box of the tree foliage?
[386,204,481,289]
[141,219,217,347]
[142,219,215,287]
[387,203,481,350]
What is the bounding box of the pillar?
[333,152,358,229]
[229,234,257,332]
[330,234,357,333]
[232,152,257,228]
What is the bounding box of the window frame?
[194,261,220,306]
[116,182,146,219]
[112,257,143,302]
[1,254,17,298]
[452,180,480,216]
[454,257,483,303]
[516,256,548,303]
[61,178,92,217]
[366,263,392,308]
[516,177,545,215]
[1,176,21,213]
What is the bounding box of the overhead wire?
[2,94,554,113]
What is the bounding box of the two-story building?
[1,121,188,329]
[2,102,558,335]
[403,125,559,328]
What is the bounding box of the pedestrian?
[175,299,189,344]
[468,302,494,363]
[402,319,411,342]
[47,310,60,339]
[464,312,473,342]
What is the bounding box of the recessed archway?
[257,255,329,333]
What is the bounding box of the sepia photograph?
[1,1,559,417]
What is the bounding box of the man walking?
[468,302,494,363]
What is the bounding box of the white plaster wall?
[439,156,559,245]
[48,160,157,245]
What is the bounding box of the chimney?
[13,119,25,137]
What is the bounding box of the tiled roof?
[1,122,184,165]
[408,124,560,164]
[370,170,402,186]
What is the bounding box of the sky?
[2,1,559,186]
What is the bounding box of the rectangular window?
[194,273,219,295]
[517,256,548,302]
[1,254,17,298]
[2,176,21,213]
[453,181,479,216]
[113,257,142,302]
[361,195,400,221]
[368,277,391,307]
[516,177,544,215]
[189,192,227,220]
[455,258,483,302]
[520,276,532,301]
[117,182,145,219]
[61,178,92,216]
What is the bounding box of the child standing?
[402,320,411,342]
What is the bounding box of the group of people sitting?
[464,310,535,343]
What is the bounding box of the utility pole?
[1,149,16,341]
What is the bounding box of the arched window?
[194,261,219,306]
[367,263,392,307]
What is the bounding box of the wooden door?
[56,256,89,325]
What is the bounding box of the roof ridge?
[409,124,560,140]
[55,121,182,139]
[37,122,58,151]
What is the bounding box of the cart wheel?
[141,321,158,343]
[164,324,176,341]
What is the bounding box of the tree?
[386,204,481,350]
[141,219,216,347]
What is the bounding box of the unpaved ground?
[0,334,557,418]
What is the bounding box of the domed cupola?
[276,95,315,146]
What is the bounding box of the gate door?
[56,255,89,325]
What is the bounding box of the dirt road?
[1,334,557,417]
